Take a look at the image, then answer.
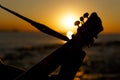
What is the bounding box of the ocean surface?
[0,32,120,80]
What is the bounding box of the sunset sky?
[0,0,120,35]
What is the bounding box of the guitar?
[14,12,103,80]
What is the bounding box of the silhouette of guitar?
[14,13,103,80]
[0,4,103,80]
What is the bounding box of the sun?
[60,14,77,31]
[58,13,79,39]
[63,15,75,27]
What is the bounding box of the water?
[0,32,64,69]
[0,32,64,48]
[0,32,120,80]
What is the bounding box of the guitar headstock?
[74,12,103,47]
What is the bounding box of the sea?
[0,32,120,80]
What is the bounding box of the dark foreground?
[0,41,120,80]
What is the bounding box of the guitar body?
[15,12,103,80]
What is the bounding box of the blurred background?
[0,0,120,80]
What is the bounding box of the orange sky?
[0,0,120,34]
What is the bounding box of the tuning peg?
[74,21,80,27]
[80,17,84,21]
[80,17,84,24]
[83,12,89,19]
